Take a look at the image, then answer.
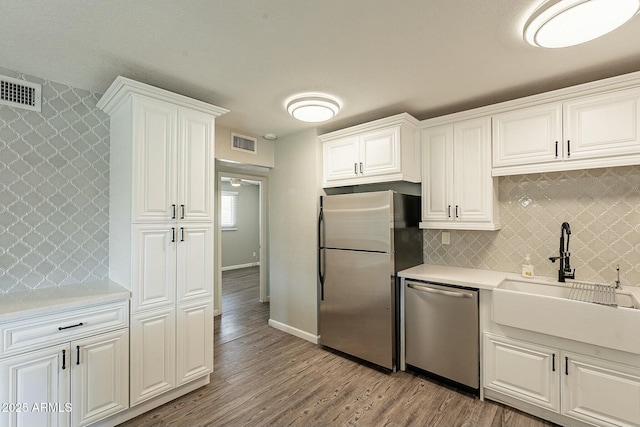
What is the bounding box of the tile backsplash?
[424,166,640,287]
[0,67,109,293]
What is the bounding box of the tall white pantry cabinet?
[97,77,228,406]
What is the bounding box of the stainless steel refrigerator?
[318,190,422,371]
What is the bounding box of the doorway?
[215,171,268,317]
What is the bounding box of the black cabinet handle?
[58,322,83,331]
[171,227,175,242]
[455,205,459,218]
[567,140,571,157]
[354,163,358,175]
[552,353,556,372]
[76,345,80,365]
[62,349,66,370]
[180,204,185,219]
[555,141,558,158]
[171,204,176,219]
[565,356,569,375]
[180,227,185,242]
[447,205,451,218]
[359,162,363,174]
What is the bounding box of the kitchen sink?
[493,278,640,354]
[497,279,640,308]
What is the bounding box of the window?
[221,191,238,230]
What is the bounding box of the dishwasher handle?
[406,281,474,299]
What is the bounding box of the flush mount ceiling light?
[286,93,341,123]
[524,0,640,48]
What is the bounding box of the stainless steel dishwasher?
[404,279,479,391]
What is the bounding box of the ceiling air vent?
[0,75,41,112]
[231,133,257,154]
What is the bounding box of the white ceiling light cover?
[286,93,341,122]
[524,0,640,48]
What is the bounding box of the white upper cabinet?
[359,127,401,176]
[98,76,227,225]
[132,96,177,222]
[131,96,215,223]
[421,117,499,230]
[492,103,562,168]
[178,108,215,222]
[492,86,640,176]
[564,89,640,160]
[323,136,360,182]
[320,113,420,187]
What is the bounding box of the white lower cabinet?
[484,333,640,427]
[176,300,213,386]
[0,343,70,427]
[0,329,129,427]
[129,298,213,405]
[562,352,640,427]
[484,333,559,412]
[130,307,177,406]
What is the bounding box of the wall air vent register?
[0,75,42,112]
[231,133,257,154]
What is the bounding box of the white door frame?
[215,171,268,315]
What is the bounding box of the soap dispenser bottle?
[522,254,534,278]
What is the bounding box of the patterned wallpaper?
[0,67,109,293]
[424,166,640,287]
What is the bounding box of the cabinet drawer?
[0,301,129,357]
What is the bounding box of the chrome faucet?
[549,222,575,282]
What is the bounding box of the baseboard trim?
[268,319,319,344]
[221,262,260,271]
[90,375,209,427]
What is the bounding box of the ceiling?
[3,0,640,139]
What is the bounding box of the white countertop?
[399,264,640,299]
[0,280,130,322]
[399,264,509,290]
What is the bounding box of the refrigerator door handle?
[407,282,473,298]
[318,207,325,300]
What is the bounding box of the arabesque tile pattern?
[424,166,640,287]
[0,68,109,293]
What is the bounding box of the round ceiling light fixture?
[286,93,341,123]
[524,0,640,48]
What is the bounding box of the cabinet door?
[132,96,178,222]
[176,299,213,386]
[562,352,640,427]
[492,103,562,167]
[176,224,213,304]
[359,127,401,177]
[323,137,359,183]
[131,224,177,313]
[0,344,70,427]
[130,308,176,406]
[454,117,494,223]
[178,108,214,222]
[71,329,129,427]
[483,334,560,412]
[564,88,640,161]
[421,125,454,222]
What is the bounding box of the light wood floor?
[119,266,557,427]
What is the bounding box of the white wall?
[268,128,322,341]
[215,125,275,168]
[220,181,260,269]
